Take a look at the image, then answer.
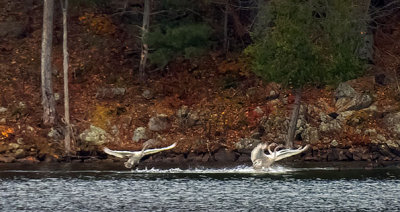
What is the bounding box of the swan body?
[251,143,309,169]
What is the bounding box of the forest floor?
[1,3,400,165]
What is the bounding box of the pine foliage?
[246,0,368,88]
[147,23,212,67]
[146,0,212,68]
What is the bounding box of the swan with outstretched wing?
[104,142,177,168]
[251,143,309,170]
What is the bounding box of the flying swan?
[251,143,309,170]
[104,142,177,168]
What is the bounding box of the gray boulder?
[48,127,63,140]
[301,126,319,144]
[319,118,342,133]
[95,87,126,99]
[319,111,355,133]
[385,140,400,154]
[335,82,373,112]
[0,155,15,163]
[383,112,400,136]
[79,125,110,145]
[177,106,200,128]
[142,89,154,100]
[260,115,289,136]
[132,127,148,142]
[8,143,20,150]
[330,140,339,147]
[14,149,26,159]
[371,133,400,155]
[148,114,171,132]
[335,82,356,99]
[235,138,262,152]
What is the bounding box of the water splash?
[0,165,337,175]
[130,165,296,174]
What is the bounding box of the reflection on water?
[0,163,399,211]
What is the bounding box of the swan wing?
[142,142,177,156]
[273,145,309,162]
[103,147,140,158]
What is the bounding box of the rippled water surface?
[1,163,400,211]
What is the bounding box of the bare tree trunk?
[61,0,71,154]
[41,0,56,126]
[223,0,229,54]
[230,5,247,39]
[138,0,151,80]
[286,88,302,148]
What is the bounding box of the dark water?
[0,163,400,212]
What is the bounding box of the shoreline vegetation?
[1,1,400,168]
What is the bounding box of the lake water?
[0,163,399,211]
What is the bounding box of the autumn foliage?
[79,12,116,35]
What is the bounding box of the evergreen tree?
[246,0,367,88]
[145,0,213,68]
[246,0,369,147]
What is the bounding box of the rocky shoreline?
[1,144,399,170]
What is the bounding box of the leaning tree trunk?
[41,0,56,126]
[61,0,71,154]
[286,88,302,148]
[138,0,151,80]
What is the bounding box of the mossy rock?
[79,125,111,146]
[345,108,377,127]
[346,110,369,127]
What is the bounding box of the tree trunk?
[61,0,71,154]
[223,0,229,54]
[41,0,56,126]
[138,0,151,80]
[286,88,302,148]
[230,5,247,39]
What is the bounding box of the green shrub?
[146,23,212,67]
[245,0,367,88]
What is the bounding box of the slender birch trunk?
[138,0,151,80]
[41,0,56,126]
[286,88,302,148]
[61,0,71,154]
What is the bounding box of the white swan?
[104,142,177,168]
[251,143,309,169]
